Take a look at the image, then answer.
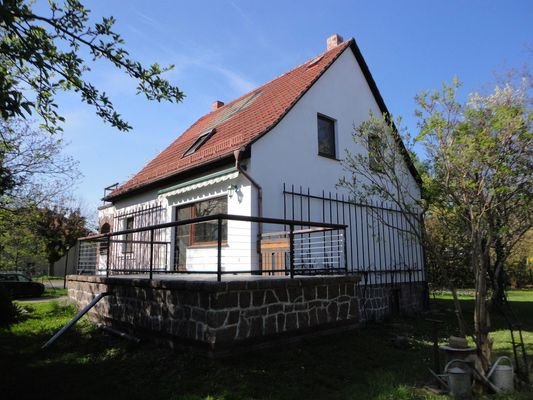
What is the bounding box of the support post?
[343,227,348,274]
[289,224,295,279]
[149,228,154,280]
[217,217,222,282]
[106,235,110,277]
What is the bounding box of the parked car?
[0,272,45,299]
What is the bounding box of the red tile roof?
[107,39,353,200]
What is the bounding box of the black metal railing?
[76,214,348,281]
[283,184,426,286]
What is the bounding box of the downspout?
[234,148,263,271]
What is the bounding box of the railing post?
[217,216,222,282]
[343,227,348,274]
[289,223,294,279]
[149,228,154,280]
[106,235,110,277]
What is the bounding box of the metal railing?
[76,214,348,281]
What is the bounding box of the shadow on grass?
[1,295,532,400]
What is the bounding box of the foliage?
[0,0,184,133]
[417,77,532,368]
[35,206,90,274]
[417,77,532,298]
[506,229,533,288]
[0,118,79,205]
[0,206,47,271]
[0,117,85,273]
[0,205,90,274]
[340,75,532,371]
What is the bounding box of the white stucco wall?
[249,48,419,218]
[248,47,423,276]
[97,169,256,273]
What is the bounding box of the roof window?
[183,128,216,157]
[307,55,323,68]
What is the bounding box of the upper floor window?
[368,134,384,173]
[123,216,134,253]
[317,114,336,159]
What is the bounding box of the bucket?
[487,356,514,393]
[445,359,472,399]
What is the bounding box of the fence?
[283,184,426,287]
[77,214,347,281]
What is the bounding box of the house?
[96,34,423,286]
[70,34,427,349]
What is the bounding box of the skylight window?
[183,128,216,157]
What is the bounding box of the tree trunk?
[490,236,507,306]
[473,236,492,372]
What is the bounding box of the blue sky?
[50,0,532,215]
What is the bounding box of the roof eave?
[103,151,249,203]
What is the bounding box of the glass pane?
[175,207,192,269]
[318,116,335,157]
[193,197,227,243]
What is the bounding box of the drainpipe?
[234,148,263,271]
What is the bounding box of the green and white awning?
[158,167,238,198]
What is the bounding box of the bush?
[0,286,18,328]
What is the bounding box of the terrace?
[67,214,365,351]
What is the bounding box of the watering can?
[444,359,472,399]
[487,356,514,393]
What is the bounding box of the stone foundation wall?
[67,275,364,349]
[357,282,428,321]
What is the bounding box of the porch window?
[123,217,134,253]
[317,114,336,159]
[176,197,228,245]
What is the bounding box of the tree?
[0,0,184,133]
[0,206,47,272]
[36,206,90,275]
[341,76,532,374]
[0,118,79,205]
[417,78,532,368]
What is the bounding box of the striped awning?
[158,167,239,198]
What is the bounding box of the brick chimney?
[326,34,344,51]
[212,100,224,111]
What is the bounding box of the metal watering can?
[444,359,472,399]
[487,356,514,393]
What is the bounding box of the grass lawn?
[1,290,532,400]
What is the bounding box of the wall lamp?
[227,184,239,198]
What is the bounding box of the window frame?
[368,133,384,173]
[317,114,337,159]
[176,196,228,247]
[183,128,216,157]
[122,216,134,253]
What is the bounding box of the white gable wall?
[249,48,420,220]
[248,48,422,274]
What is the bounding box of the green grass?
[43,286,67,297]
[1,291,532,400]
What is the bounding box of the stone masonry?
[67,274,427,350]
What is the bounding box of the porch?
[76,214,349,280]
